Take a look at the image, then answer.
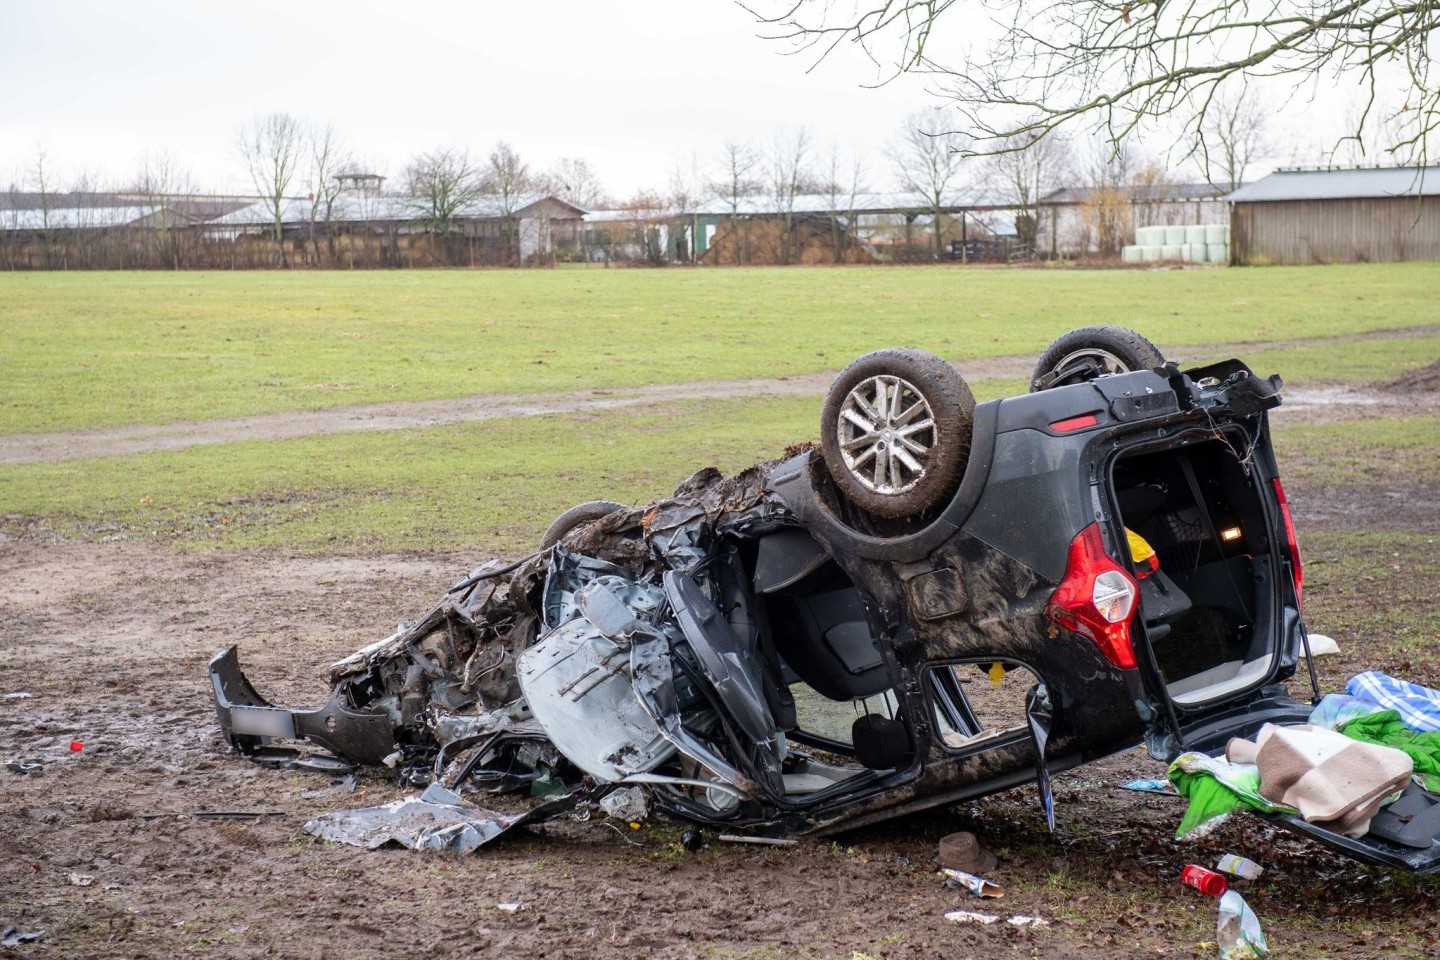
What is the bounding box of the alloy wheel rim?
[836,374,937,495]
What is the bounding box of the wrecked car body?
[212,327,1440,872]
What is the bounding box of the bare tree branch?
[745,0,1437,163]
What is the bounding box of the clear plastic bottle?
[1216,890,1268,959]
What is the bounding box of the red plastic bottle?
[1181,864,1228,897]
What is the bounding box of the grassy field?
[2,263,1437,554]
[2,263,1437,434]
[2,398,1437,555]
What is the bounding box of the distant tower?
[334,172,386,196]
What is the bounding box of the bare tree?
[305,124,351,265]
[746,1,1440,165]
[405,148,482,263]
[483,142,533,264]
[619,191,672,265]
[986,132,1071,257]
[662,150,710,263]
[237,113,304,266]
[768,126,813,264]
[887,108,969,258]
[822,145,868,263]
[133,150,197,269]
[709,139,762,265]
[29,146,56,269]
[1078,139,1138,257]
[543,157,608,210]
[1197,90,1269,191]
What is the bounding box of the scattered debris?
[300,775,359,799]
[716,834,798,847]
[0,926,43,947]
[938,831,997,875]
[1215,854,1264,880]
[69,741,83,752]
[496,903,524,913]
[1006,915,1050,929]
[944,911,1048,929]
[598,786,649,823]
[1216,890,1269,958]
[1118,778,1178,795]
[67,873,94,887]
[304,782,594,854]
[136,811,285,821]
[1300,633,1340,659]
[1182,864,1229,897]
[6,761,43,775]
[940,867,1003,898]
[681,829,704,851]
[2,692,32,699]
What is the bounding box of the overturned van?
[211,326,1440,873]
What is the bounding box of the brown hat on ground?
[938,832,998,875]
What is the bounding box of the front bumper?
[209,646,396,765]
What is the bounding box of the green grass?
[2,263,1437,434]
[1242,333,1440,383]
[0,394,821,554]
[1271,417,1440,487]
[3,389,1436,554]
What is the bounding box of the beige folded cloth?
[1227,723,1412,837]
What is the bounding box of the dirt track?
[5,324,1438,465]
[2,357,1439,958]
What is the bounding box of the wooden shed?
[1227,166,1440,265]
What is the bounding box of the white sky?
[0,0,1390,199]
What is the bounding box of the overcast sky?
[0,0,1377,199]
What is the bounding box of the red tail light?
[1048,523,1139,670]
[1272,478,1303,611]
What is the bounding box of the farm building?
[209,187,586,267]
[1226,166,1440,265]
[0,191,254,269]
[678,190,1025,265]
[1038,182,1232,258]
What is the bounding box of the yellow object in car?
[1126,528,1159,578]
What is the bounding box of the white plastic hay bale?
[1165,225,1188,245]
[1182,244,1207,263]
[1185,225,1208,245]
[1160,244,1184,261]
[1141,245,1163,262]
[1139,225,1169,245]
[1122,245,1143,263]
[1207,243,1229,264]
[1205,224,1229,245]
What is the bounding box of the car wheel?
[540,500,627,549]
[820,348,975,519]
[1029,325,1165,392]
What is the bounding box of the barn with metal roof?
[1226,166,1439,265]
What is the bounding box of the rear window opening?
[1112,434,1279,707]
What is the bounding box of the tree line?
[0,91,1357,270]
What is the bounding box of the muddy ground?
[3,379,1439,958]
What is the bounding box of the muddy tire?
[820,348,975,519]
[541,500,627,549]
[1029,325,1165,392]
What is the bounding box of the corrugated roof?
[210,193,581,227]
[0,192,253,219]
[687,188,1016,218]
[1,205,172,230]
[1226,166,1439,202]
[1042,183,1229,204]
